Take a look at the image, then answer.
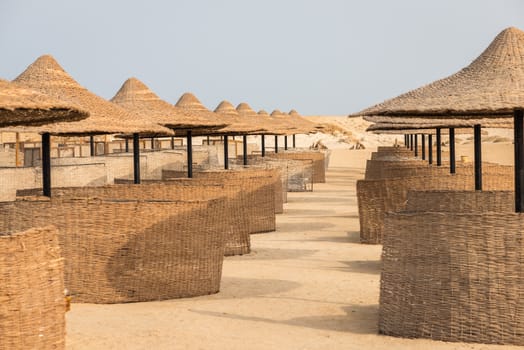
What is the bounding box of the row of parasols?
[352,27,524,345]
[0,55,329,348]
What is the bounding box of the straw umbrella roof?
[366,122,494,135]
[352,27,524,118]
[0,79,88,127]
[110,77,225,131]
[365,118,513,131]
[269,109,298,135]
[236,102,259,118]
[9,55,172,136]
[288,109,324,133]
[212,100,264,135]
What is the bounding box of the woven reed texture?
[9,196,227,304]
[110,78,225,130]
[20,180,250,256]
[381,211,524,345]
[236,155,314,193]
[352,27,524,118]
[269,151,326,183]
[406,190,514,212]
[213,100,265,135]
[0,225,65,349]
[105,180,251,256]
[366,119,513,129]
[357,169,514,244]
[162,168,277,233]
[0,79,88,127]
[10,55,172,136]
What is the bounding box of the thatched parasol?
[9,55,173,195]
[352,27,524,118]
[111,78,226,131]
[353,27,524,199]
[0,79,88,127]
[11,55,171,136]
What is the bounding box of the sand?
[65,147,519,350]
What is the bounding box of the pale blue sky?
[1,0,523,115]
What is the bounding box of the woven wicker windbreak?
[405,190,514,212]
[352,27,524,118]
[268,151,326,183]
[7,196,227,304]
[234,155,314,192]
[357,168,514,244]
[162,168,277,233]
[0,79,88,127]
[19,180,250,256]
[0,225,65,349]
[381,211,524,345]
[9,55,172,136]
[110,78,226,131]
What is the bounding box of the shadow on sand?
[189,304,379,334]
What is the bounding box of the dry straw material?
[0,79,88,127]
[213,100,265,135]
[0,224,65,349]
[381,211,524,345]
[9,55,172,136]
[357,167,514,244]
[162,168,277,233]
[110,78,226,131]
[352,27,524,118]
[269,151,326,183]
[405,190,514,212]
[7,196,227,304]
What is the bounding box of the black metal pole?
[414,134,418,157]
[150,137,154,150]
[224,135,229,170]
[90,135,95,156]
[243,135,248,166]
[436,128,442,166]
[261,134,266,157]
[293,134,296,148]
[514,109,524,212]
[404,134,407,147]
[421,134,426,160]
[206,136,210,146]
[428,134,433,165]
[125,138,129,153]
[410,134,414,151]
[171,136,175,150]
[274,135,279,153]
[474,124,482,191]
[42,133,51,197]
[449,128,456,174]
[187,130,193,178]
[133,133,140,184]
[284,135,288,150]
[406,134,410,149]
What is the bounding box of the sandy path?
[66,149,517,350]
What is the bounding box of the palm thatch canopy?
[367,122,507,133]
[369,127,483,135]
[0,79,88,127]
[269,109,298,135]
[111,78,225,133]
[288,109,324,133]
[352,27,524,118]
[213,100,264,135]
[9,55,171,136]
[365,118,513,131]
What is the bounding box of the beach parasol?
[0,79,88,127]
[10,55,173,195]
[352,27,524,207]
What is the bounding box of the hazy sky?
[1,1,523,115]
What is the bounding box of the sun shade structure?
[352,27,524,119]
[214,100,266,167]
[0,79,88,127]
[111,78,225,131]
[353,27,524,206]
[9,55,173,195]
